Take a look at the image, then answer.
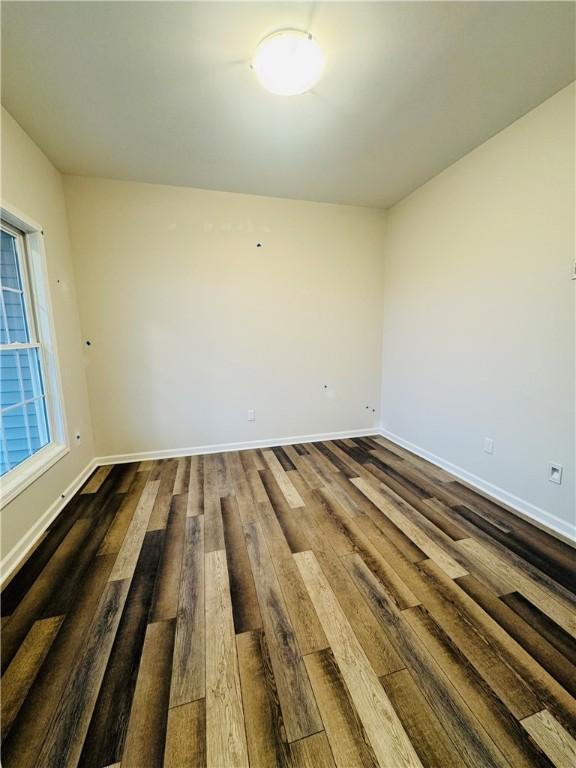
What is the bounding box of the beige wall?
[1,108,95,561]
[64,177,385,458]
[381,84,575,534]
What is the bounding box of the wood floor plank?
[371,438,454,483]
[419,497,471,540]
[244,522,322,742]
[295,550,423,768]
[170,515,205,707]
[116,463,138,493]
[430,572,576,739]
[225,451,259,525]
[98,471,149,556]
[215,451,233,496]
[450,481,576,587]
[79,530,165,768]
[290,473,408,676]
[272,445,297,472]
[283,445,324,490]
[205,549,249,768]
[289,731,336,768]
[121,618,175,767]
[237,629,290,768]
[456,538,576,637]
[173,457,190,495]
[501,591,576,665]
[453,502,576,596]
[313,441,358,479]
[81,465,112,494]
[260,531,328,655]
[203,453,226,551]
[521,709,576,768]
[312,484,421,610]
[187,454,204,516]
[315,441,364,477]
[109,479,160,580]
[2,518,92,672]
[380,668,464,768]
[247,462,272,505]
[41,492,124,618]
[1,615,64,741]
[246,447,266,471]
[415,559,542,720]
[260,468,312,552]
[261,449,305,508]
[401,608,556,768]
[293,451,328,489]
[458,575,576,699]
[1,554,117,768]
[344,552,532,768]
[308,469,426,563]
[306,486,356,555]
[448,537,517,596]
[36,578,131,768]
[164,700,206,768]
[221,496,262,634]
[304,649,379,768]
[456,521,576,609]
[305,444,346,483]
[147,459,179,531]
[351,477,468,578]
[1,533,50,617]
[149,494,186,621]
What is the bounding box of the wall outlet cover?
[548,463,563,484]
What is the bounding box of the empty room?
[1,1,575,766]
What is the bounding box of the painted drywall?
[64,177,385,457]
[381,83,575,532]
[1,108,95,561]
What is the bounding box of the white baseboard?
[95,427,379,466]
[379,428,575,544]
[1,458,98,585]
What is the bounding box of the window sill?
[0,442,70,509]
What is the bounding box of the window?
[0,212,67,505]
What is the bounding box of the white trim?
[0,342,41,349]
[0,457,98,585]
[1,394,46,415]
[1,205,69,502]
[24,223,69,447]
[379,427,576,544]
[95,428,378,466]
[0,442,70,509]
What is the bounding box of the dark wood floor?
[1,436,575,767]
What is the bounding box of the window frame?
[1,205,68,507]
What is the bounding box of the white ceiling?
[2,2,574,208]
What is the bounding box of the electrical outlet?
[548,463,563,484]
[247,409,256,422]
[483,437,494,455]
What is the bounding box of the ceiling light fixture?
[252,30,325,96]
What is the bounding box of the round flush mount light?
[252,30,325,96]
